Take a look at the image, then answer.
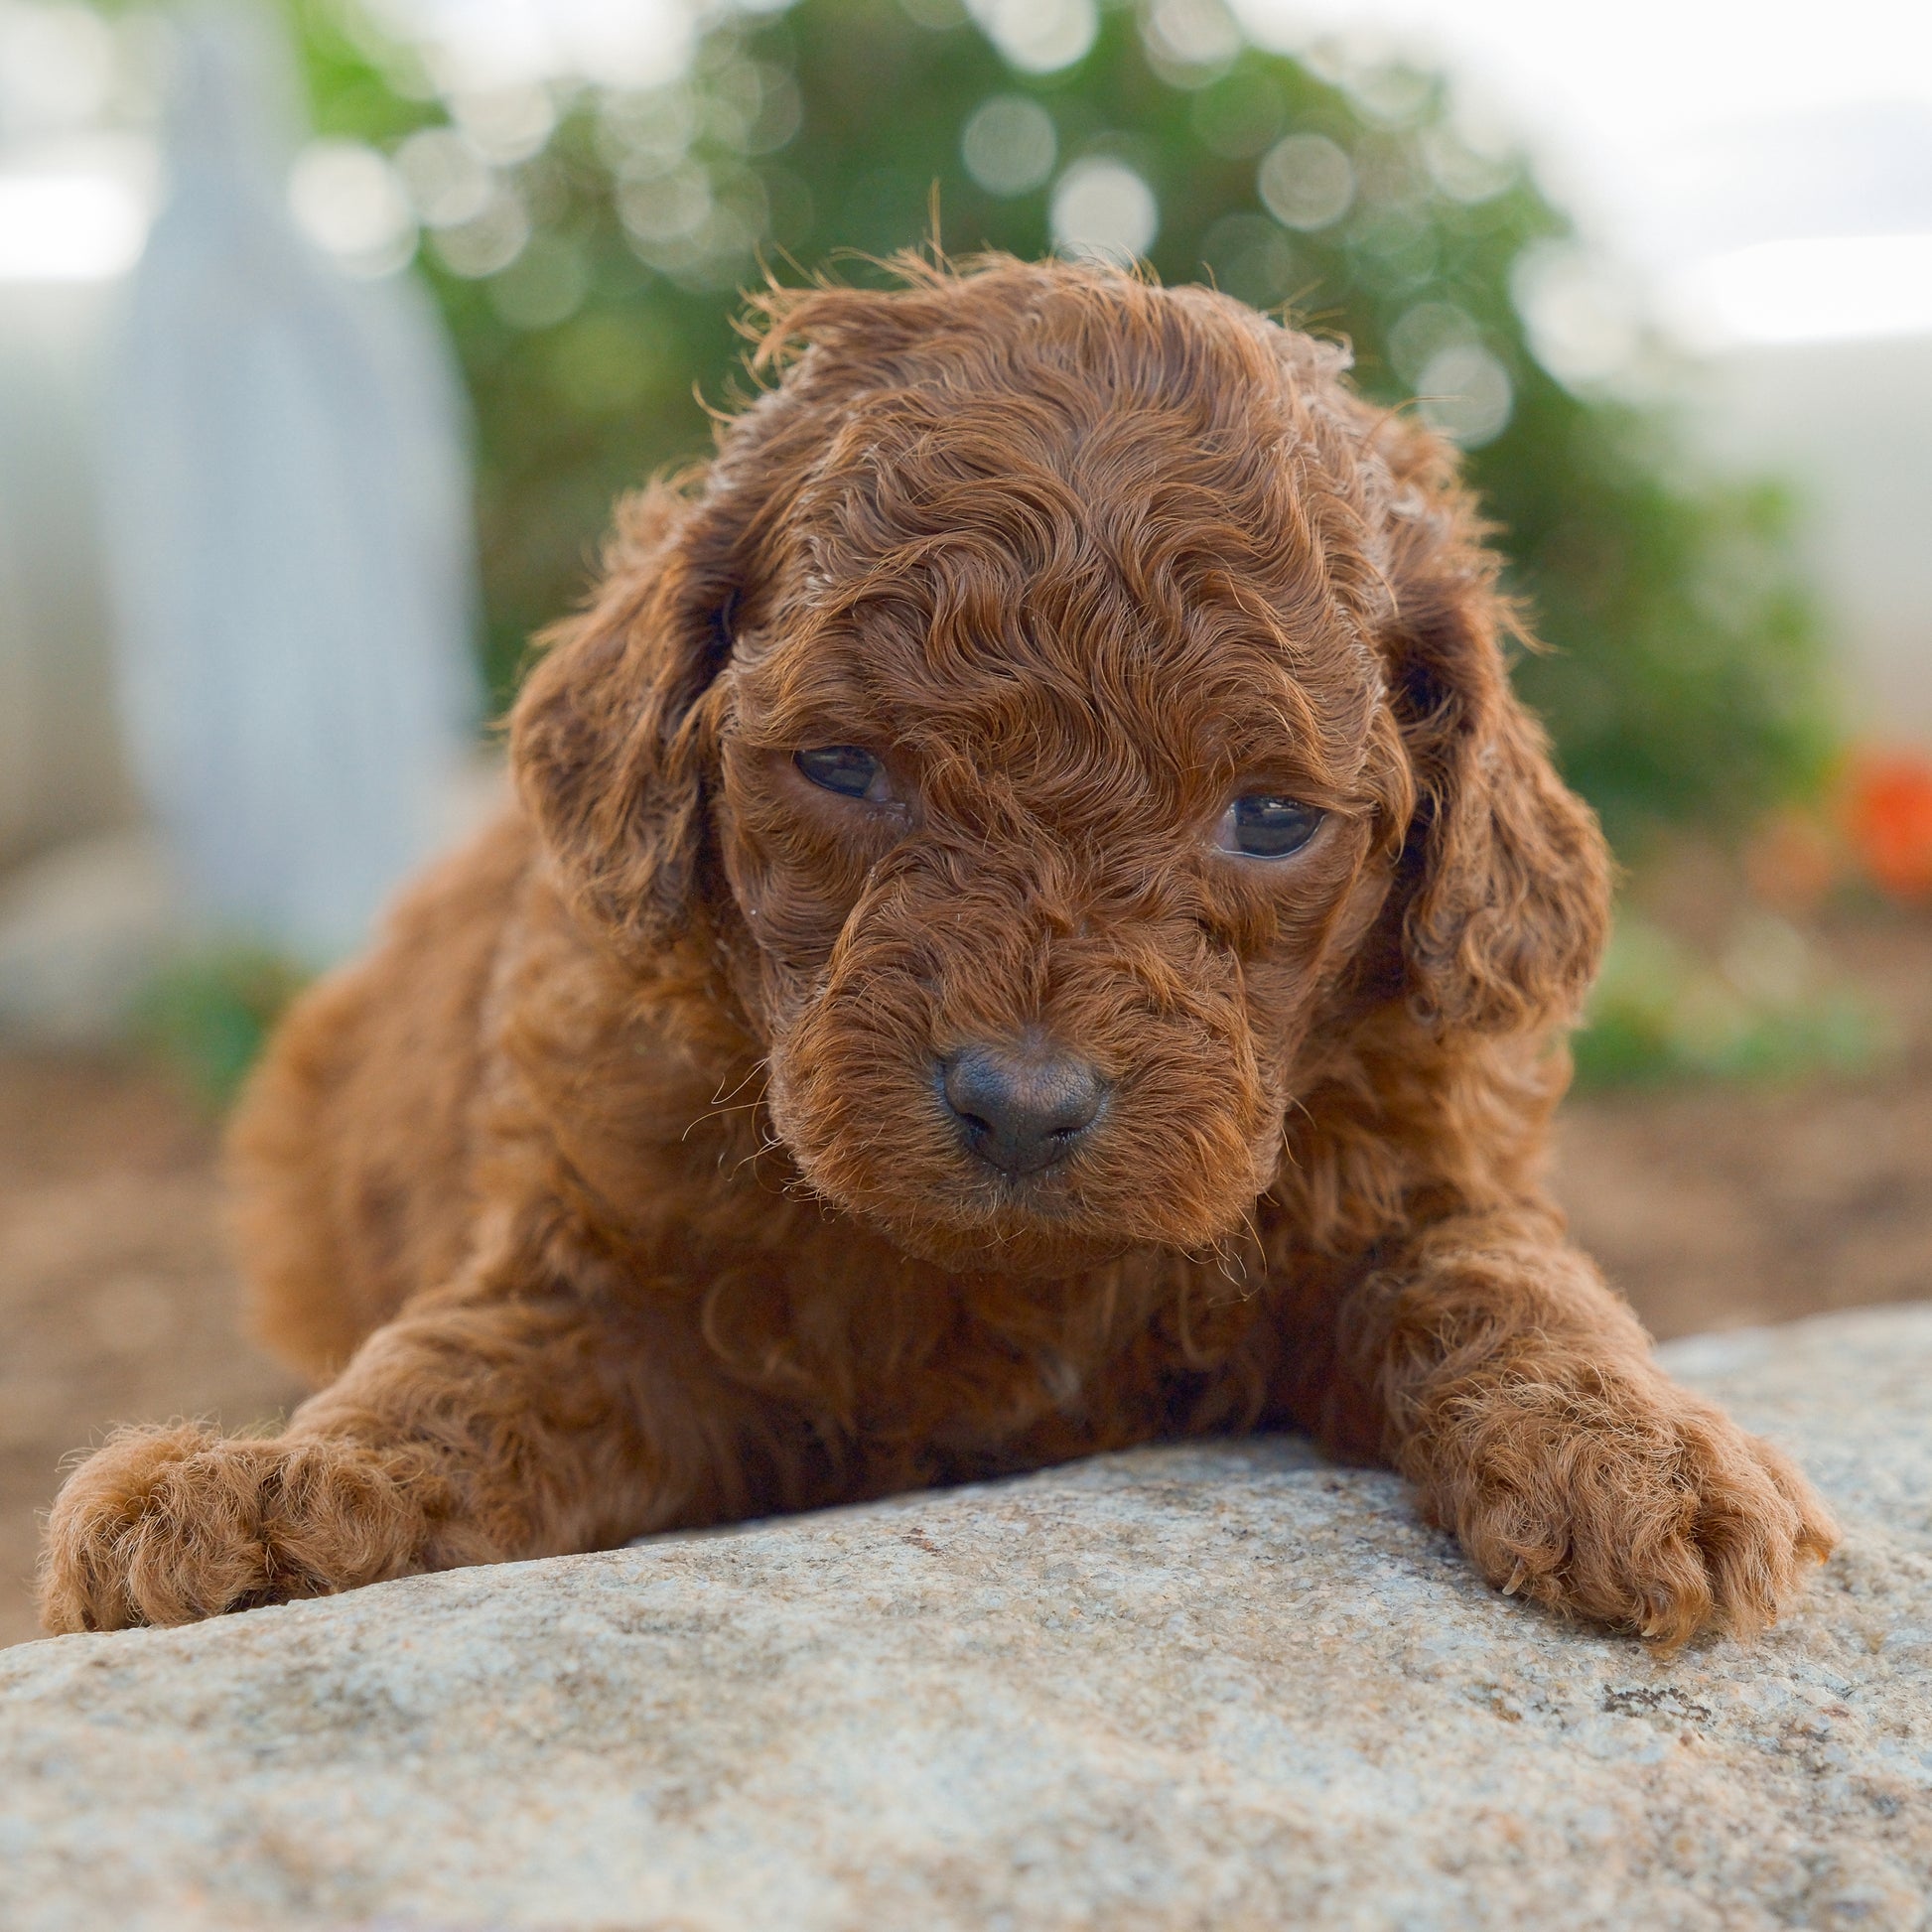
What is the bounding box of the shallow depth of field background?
[2,0,1931,1645]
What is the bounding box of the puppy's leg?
[39,1266,675,1633]
[1330,1212,1839,1645]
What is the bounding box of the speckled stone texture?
[3,1305,1929,1932]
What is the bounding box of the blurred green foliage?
[283,0,1837,856]
[1572,914,1883,1091]
[136,948,310,1108]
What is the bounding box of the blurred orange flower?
[1846,751,1932,900]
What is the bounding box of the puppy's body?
[42,260,1836,1640]
[231,808,1544,1514]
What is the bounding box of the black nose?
[939,1040,1108,1177]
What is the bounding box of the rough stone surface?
[3,1306,1929,1932]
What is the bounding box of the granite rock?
[3,1305,1929,1932]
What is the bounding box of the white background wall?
[0,279,137,864]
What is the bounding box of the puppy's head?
[513,258,1608,1274]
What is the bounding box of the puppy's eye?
[795,746,895,803]
[1218,795,1324,859]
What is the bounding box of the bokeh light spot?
[961,95,1057,197]
[1513,241,1643,387]
[1343,65,1434,131]
[549,0,692,91]
[617,164,712,246]
[1257,132,1353,231]
[1050,157,1159,264]
[968,0,1098,75]
[448,83,556,165]
[708,62,802,156]
[594,87,698,177]
[1140,0,1241,87]
[429,183,530,278]
[1386,300,1477,385]
[287,139,417,279]
[1418,119,1515,206]
[396,126,494,230]
[1416,342,1513,447]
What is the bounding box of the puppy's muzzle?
[937,1038,1109,1178]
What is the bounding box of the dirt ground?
[4,910,1929,1649]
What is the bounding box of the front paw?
[1411,1365,1840,1646]
[38,1424,450,1633]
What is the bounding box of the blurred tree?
[286,0,1834,851]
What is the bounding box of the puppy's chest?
[705,1241,1292,1475]
[854,1331,1285,1495]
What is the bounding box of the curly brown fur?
[40,257,1836,1642]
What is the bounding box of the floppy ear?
[513,347,854,966]
[510,282,934,964]
[511,292,883,962]
[1376,425,1611,1036]
[509,473,748,963]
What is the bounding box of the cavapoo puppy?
[41,256,1837,1643]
